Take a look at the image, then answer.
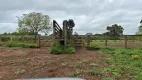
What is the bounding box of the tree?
[68,19,75,28]
[85,33,93,36]
[140,19,142,24]
[17,12,52,40]
[74,32,79,36]
[68,19,75,34]
[106,24,124,40]
[136,20,142,35]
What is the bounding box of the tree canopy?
[85,33,93,36]
[136,20,142,35]
[106,24,124,39]
[17,12,52,35]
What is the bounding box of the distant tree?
[85,33,93,36]
[68,19,75,28]
[17,12,52,40]
[11,32,19,35]
[94,33,102,36]
[3,32,8,35]
[68,19,75,35]
[136,20,142,35]
[140,19,142,24]
[102,32,110,36]
[106,24,124,40]
[74,32,79,36]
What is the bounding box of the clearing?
[0,48,106,80]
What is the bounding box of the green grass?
[101,48,142,80]
[92,40,141,42]
[49,41,75,54]
[6,42,38,48]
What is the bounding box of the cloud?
[0,0,142,35]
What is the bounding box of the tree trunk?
[35,32,38,42]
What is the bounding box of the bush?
[6,42,38,48]
[1,36,10,42]
[87,44,101,50]
[49,42,75,54]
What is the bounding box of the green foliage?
[101,48,142,79]
[85,33,93,36]
[103,78,113,80]
[106,24,124,40]
[85,69,102,75]
[136,25,142,35]
[49,42,75,54]
[0,36,10,42]
[17,12,52,35]
[69,70,81,77]
[87,42,101,50]
[7,42,37,48]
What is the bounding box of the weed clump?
[49,41,75,54]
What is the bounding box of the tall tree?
[106,24,124,40]
[17,12,52,38]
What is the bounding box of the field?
[0,47,106,80]
[0,47,142,80]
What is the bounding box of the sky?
[0,0,142,35]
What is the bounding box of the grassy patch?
[49,42,75,54]
[6,42,38,48]
[69,70,81,77]
[85,68,102,76]
[101,48,142,79]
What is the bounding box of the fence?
[1,34,142,48]
[85,35,142,48]
[0,35,40,47]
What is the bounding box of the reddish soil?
[0,47,106,80]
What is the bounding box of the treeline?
[1,32,34,35]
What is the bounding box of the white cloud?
[0,0,142,35]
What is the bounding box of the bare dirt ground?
[0,47,106,80]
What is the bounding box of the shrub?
[87,44,100,50]
[49,41,75,54]
[63,47,75,54]
[1,36,10,42]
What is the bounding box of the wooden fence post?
[105,35,108,46]
[86,35,91,47]
[125,35,127,48]
[63,20,67,47]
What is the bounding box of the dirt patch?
[0,47,106,80]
